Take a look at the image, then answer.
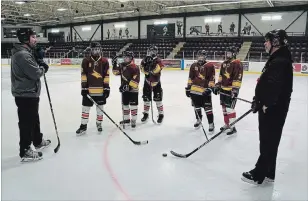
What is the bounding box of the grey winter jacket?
[11,44,44,98]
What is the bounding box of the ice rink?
[1,65,307,200]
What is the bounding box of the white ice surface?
[1,66,307,200]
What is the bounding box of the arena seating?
[174,37,243,60]
[247,36,308,63]
[125,39,179,59]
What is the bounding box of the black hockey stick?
[192,102,209,140]
[43,73,60,153]
[170,108,253,158]
[87,95,148,145]
[216,91,252,104]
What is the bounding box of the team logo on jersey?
[91,70,102,79]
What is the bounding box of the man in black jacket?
[11,28,50,162]
[241,29,293,184]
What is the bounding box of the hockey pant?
[220,89,237,128]
[254,99,290,181]
[81,95,106,125]
[142,81,164,115]
[191,94,214,124]
[122,92,138,122]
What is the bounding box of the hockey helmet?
[147,45,158,58]
[196,50,207,65]
[264,29,288,47]
[122,51,135,65]
[90,42,102,56]
[226,46,238,60]
[16,28,36,43]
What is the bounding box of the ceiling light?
[57,8,67,11]
[114,23,126,28]
[15,1,25,4]
[82,26,91,31]
[24,13,31,17]
[154,20,168,25]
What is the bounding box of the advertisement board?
[301,63,308,74]
[162,59,181,68]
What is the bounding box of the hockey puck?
[162,153,167,157]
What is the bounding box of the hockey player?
[212,46,243,135]
[140,45,164,124]
[185,50,215,132]
[242,29,293,185]
[76,42,110,136]
[112,51,140,128]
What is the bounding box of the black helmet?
[264,29,288,47]
[226,46,238,59]
[90,42,101,56]
[147,45,158,58]
[196,50,207,65]
[16,28,36,43]
[122,51,134,65]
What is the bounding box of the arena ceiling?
[1,0,308,26]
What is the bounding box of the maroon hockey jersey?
[81,56,110,96]
[112,61,140,93]
[217,59,243,91]
[187,62,216,95]
[140,58,164,87]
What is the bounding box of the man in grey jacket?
[11,28,50,162]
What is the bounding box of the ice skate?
[76,124,87,136]
[35,138,51,150]
[131,120,136,128]
[220,125,228,131]
[141,113,149,123]
[96,122,102,132]
[157,114,164,124]
[241,169,264,185]
[120,119,130,127]
[194,119,202,129]
[21,148,43,162]
[209,123,215,133]
[226,127,237,135]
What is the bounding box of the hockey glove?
[185,87,191,98]
[211,86,220,95]
[231,88,239,99]
[203,88,212,96]
[251,96,261,113]
[119,84,129,93]
[103,86,110,99]
[39,62,49,73]
[81,88,89,96]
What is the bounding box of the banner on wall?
[301,63,308,74]
[293,63,302,72]
[242,61,250,71]
[61,58,72,65]
[162,59,181,68]
[147,24,175,39]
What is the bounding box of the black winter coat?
[255,46,293,108]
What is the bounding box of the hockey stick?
[192,101,209,140]
[43,73,60,153]
[170,108,253,158]
[87,95,148,145]
[216,91,252,104]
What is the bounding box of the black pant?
[82,95,106,106]
[255,99,290,180]
[142,81,163,102]
[191,94,214,124]
[122,92,138,105]
[15,97,43,157]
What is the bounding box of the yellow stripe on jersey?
[129,80,138,89]
[221,87,232,91]
[152,64,162,74]
[89,87,104,94]
[188,78,193,85]
[191,85,205,93]
[104,76,110,84]
[232,81,242,88]
[81,74,87,82]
